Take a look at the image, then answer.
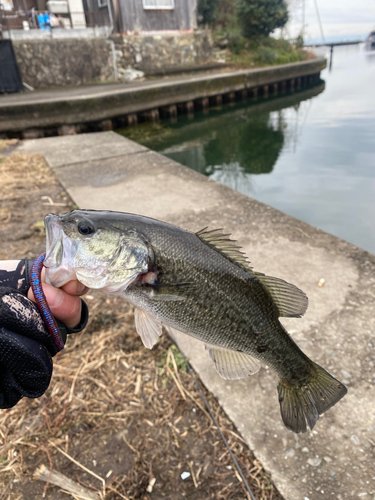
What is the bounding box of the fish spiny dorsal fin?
[195,227,253,272]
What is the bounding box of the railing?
[0,7,111,33]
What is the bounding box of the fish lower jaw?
[46,267,77,288]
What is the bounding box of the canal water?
[117,45,375,254]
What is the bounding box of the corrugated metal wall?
[120,0,197,32]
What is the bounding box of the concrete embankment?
[19,131,375,500]
[1,58,325,137]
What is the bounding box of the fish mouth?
[44,214,63,269]
[43,214,78,288]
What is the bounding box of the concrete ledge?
[1,59,326,132]
[3,27,110,40]
[19,131,375,499]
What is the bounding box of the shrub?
[198,0,222,26]
[236,0,289,39]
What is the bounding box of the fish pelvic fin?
[277,363,347,434]
[134,308,163,349]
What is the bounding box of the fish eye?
[78,221,95,236]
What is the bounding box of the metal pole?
[107,0,114,34]
[313,0,325,43]
[302,0,305,38]
[329,45,333,71]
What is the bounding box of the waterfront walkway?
[1,59,325,135]
[19,131,375,500]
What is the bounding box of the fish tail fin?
[277,362,347,433]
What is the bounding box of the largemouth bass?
[44,209,347,433]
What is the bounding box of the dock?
[0,58,326,137]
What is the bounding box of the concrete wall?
[12,31,213,89]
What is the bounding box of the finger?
[40,268,89,296]
[28,283,82,329]
[61,280,89,296]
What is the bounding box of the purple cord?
[30,253,64,351]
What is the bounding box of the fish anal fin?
[195,228,253,272]
[254,273,308,318]
[134,308,162,349]
[206,345,260,380]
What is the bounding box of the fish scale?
[44,209,347,433]
[128,228,291,370]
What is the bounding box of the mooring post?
[185,101,195,114]
[211,95,222,107]
[126,114,138,126]
[240,89,248,100]
[296,77,302,89]
[96,119,113,131]
[196,98,209,113]
[263,85,269,97]
[143,109,160,122]
[160,105,177,119]
[226,92,236,104]
[251,87,258,99]
[272,83,278,95]
[180,101,195,119]
[329,45,334,71]
[280,81,287,92]
[57,124,79,136]
[289,78,295,91]
[22,128,45,139]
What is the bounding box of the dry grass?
[0,143,282,500]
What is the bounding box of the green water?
[117,45,375,254]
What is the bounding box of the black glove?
[0,260,88,409]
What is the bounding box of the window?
[98,0,107,7]
[143,0,174,10]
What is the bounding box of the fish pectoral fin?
[145,282,196,302]
[134,308,163,349]
[254,273,308,318]
[206,345,260,380]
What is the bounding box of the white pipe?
[22,81,34,91]
[106,0,117,80]
[107,39,118,81]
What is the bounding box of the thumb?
[28,283,82,329]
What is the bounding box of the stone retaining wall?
[12,31,213,89]
[13,38,115,89]
[114,31,213,76]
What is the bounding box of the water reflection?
[117,45,375,254]
[139,83,324,182]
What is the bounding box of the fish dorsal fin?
[254,272,308,318]
[206,344,260,380]
[196,227,252,272]
[134,308,163,349]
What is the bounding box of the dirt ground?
[0,140,282,500]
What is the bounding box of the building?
[117,0,197,32]
[0,0,197,33]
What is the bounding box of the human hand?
[0,259,89,409]
[27,267,88,329]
